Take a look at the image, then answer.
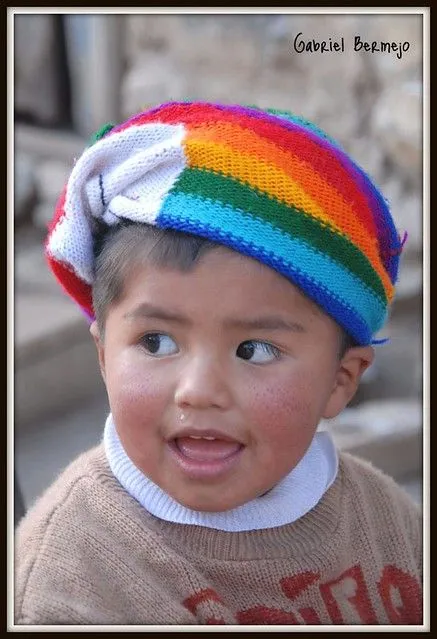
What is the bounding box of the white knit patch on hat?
[47,123,187,284]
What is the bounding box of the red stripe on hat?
[46,254,94,319]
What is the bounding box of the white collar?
[104,414,338,532]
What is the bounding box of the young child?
[15,101,422,626]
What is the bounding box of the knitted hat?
[45,101,404,346]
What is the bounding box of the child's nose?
[174,354,232,411]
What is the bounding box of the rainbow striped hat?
[46,101,404,346]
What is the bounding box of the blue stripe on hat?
[157,192,387,344]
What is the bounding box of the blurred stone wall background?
[14,12,424,512]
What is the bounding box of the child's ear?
[90,321,106,383]
[323,346,375,419]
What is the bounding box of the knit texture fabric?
[45,101,404,345]
[104,413,339,532]
[14,445,422,625]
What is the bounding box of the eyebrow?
[123,303,191,325]
[223,317,306,333]
[124,303,305,333]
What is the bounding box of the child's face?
[92,248,372,512]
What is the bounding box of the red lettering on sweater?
[280,571,320,600]
[182,563,421,625]
[299,607,322,623]
[281,571,322,623]
[237,606,298,625]
[206,617,226,624]
[183,587,223,614]
[183,588,229,624]
[378,565,422,624]
[319,565,377,624]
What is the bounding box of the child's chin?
[171,483,279,513]
[173,491,246,513]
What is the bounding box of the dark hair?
[92,221,219,334]
[92,221,355,357]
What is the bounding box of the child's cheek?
[106,357,169,426]
[247,374,319,442]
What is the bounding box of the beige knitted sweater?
[14,445,422,626]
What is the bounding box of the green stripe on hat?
[172,167,387,303]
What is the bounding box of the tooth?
[189,436,202,439]
[203,436,216,440]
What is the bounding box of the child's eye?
[140,333,178,357]
[236,340,281,363]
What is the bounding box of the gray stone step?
[15,239,104,430]
[15,123,86,164]
[322,399,423,481]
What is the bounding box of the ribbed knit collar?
[104,414,338,533]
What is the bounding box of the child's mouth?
[167,433,244,480]
[176,435,242,460]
